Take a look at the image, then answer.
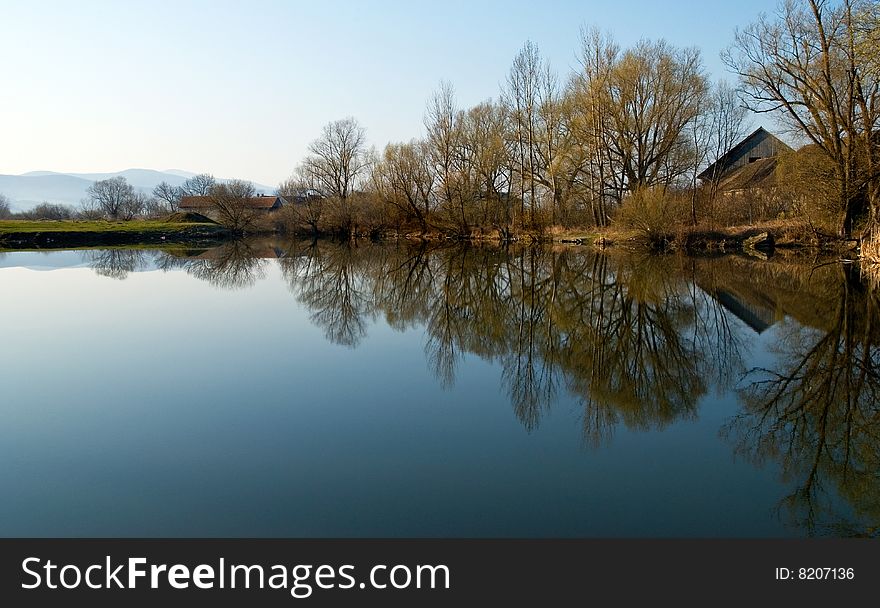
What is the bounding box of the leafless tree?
[21,202,73,220]
[425,81,470,231]
[0,194,11,219]
[373,139,436,231]
[573,26,620,225]
[153,181,183,212]
[724,0,880,236]
[598,39,709,194]
[277,168,325,235]
[86,176,140,220]
[300,118,370,233]
[503,42,544,226]
[180,173,217,196]
[703,80,751,200]
[207,179,258,232]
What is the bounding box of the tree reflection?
[279,240,376,347]
[76,238,880,536]
[727,264,880,537]
[277,240,717,438]
[85,249,150,280]
[180,241,269,290]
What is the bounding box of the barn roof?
[715,157,779,192]
[698,127,792,181]
[179,195,285,209]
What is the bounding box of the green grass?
[0,219,215,234]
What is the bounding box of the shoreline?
[0,218,864,259]
[0,220,231,250]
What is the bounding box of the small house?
[698,127,792,185]
[179,195,287,212]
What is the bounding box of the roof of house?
[179,195,285,209]
[698,127,792,181]
[715,157,779,192]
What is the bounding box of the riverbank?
[0,217,863,260]
[0,219,230,249]
[384,219,853,256]
[588,220,856,255]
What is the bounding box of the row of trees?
[3,172,268,235]
[278,0,878,241]
[6,0,876,242]
[0,173,231,222]
[0,194,73,221]
[81,173,223,220]
[280,33,749,236]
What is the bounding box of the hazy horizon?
[1,0,770,186]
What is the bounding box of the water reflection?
[75,240,880,536]
[726,263,880,536]
[85,249,150,280]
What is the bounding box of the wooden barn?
[179,195,287,213]
[698,127,792,185]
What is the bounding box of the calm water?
[1,241,878,537]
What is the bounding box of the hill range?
[0,169,276,212]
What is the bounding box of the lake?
[1,241,878,537]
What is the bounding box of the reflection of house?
[179,195,287,212]
[712,289,776,334]
[172,244,285,260]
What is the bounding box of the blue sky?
[0,0,774,186]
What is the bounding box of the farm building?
[179,194,287,213]
[698,127,792,182]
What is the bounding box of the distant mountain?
[0,169,275,212]
[162,169,198,179]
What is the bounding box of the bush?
[24,202,74,220]
[613,188,690,240]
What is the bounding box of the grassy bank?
[586,220,856,255]
[0,219,230,249]
[0,217,859,258]
[382,220,842,252]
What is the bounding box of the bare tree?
[373,139,436,231]
[596,39,709,195]
[573,26,621,225]
[22,202,73,220]
[277,168,325,235]
[457,101,516,231]
[207,179,258,232]
[300,118,370,233]
[86,176,138,220]
[704,80,751,199]
[503,43,543,226]
[180,173,217,197]
[0,194,11,219]
[724,0,880,236]
[153,181,183,212]
[425,81,467,231]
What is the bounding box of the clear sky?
[0,0,774,187]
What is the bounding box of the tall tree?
[598,39,708,194]
[724,0,880,237]
[180,173,217,197]
[300,118,370,233]
[373,139,436,231]
[0,193,11,219]
[86,176,140,220]
[425,82,466,231]
[503,42,545,226]
[207,179,258,233]
[153,181,183,212]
